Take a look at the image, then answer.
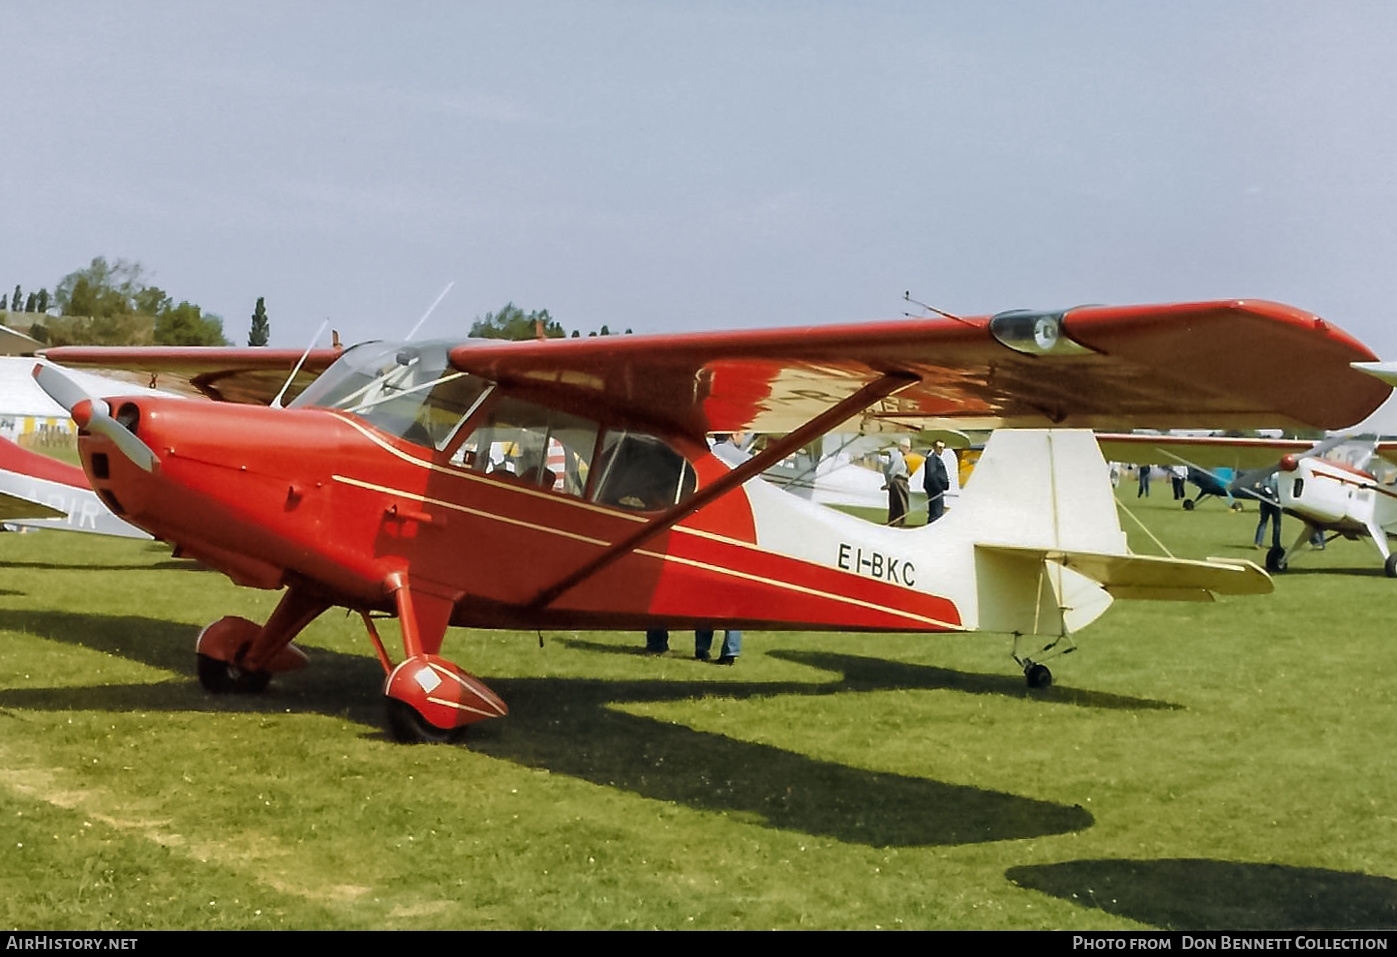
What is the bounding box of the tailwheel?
[196,653,271,694]
[1385,555,1397,579]
[1265,546,1288,574]
[1182,500,1195,511]
[1012,633,1072,689]
[385,697,464,745]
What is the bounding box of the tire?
[196,653,271,694]
[385,697,462,745]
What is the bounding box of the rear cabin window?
[449,399,697,512]
[590,430,697,512]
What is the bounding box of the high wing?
[1093,433,1322,471]
[1375,443,1397,468]
[0,323,44,356]
[1097,432,1397,474]
[1353,363,1397,466]
[38,346,343,405]
[37,301,1387,436]
[445,300,1388,439]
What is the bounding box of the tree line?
[1,257,271,347]
[468,302,631,340]
[5,257,628,348]
[2,285,51,315]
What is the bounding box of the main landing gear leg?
[1268,524,1320,575]
[377,572,507,744]
[195,588,328,694]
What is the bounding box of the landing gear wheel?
[1230,502,1245,512]
[1182,500,1195,511]
[1265,546,1288,574]
[385,697,463,745]
[1025,663,1053,689]
[1385,555,1397,579]
[196,653,271,694]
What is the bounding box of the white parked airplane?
[1097,424,1397,577]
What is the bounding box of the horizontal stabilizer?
[0,489,67,522]
[976,544,1272,600]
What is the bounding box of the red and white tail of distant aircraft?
[0,357,156,539]
[0,435,149,539]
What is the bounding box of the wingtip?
[1353,360,1397,388]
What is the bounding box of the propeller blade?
[88,414,158,472]
[32,361,91,413]
[32,363,158,472]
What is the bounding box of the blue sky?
[7,1,1397,370]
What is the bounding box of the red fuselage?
[80,394,958,633]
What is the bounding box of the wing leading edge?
[37,346,343,405]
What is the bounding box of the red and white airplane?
[1097,427,1397,576]
[33,300,1389,742]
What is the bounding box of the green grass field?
[1,496,1394,930]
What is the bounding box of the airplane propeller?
[32,363,158,472]
[1161,431,1361,506]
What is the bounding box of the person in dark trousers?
[645,629,741,664]
[1253,473,1282,550]
[695,629,741,665]
[923,439,951,523]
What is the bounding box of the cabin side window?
[451,396,598,497]
[590,430,697,512]
[444,393,698,511]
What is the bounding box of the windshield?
[291,340,492,448]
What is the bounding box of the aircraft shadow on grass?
[0,607,1128,848]
[1006,858,1397,930]
[0,558,215,574]
[1268,565,1387,579]
[762,648,1181,712]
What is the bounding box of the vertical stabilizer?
[958,430,1126,554]
[948,430,1266,637]
[956,430,1124,635]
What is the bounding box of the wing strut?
[528,372,918,610]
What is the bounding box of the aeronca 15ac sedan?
[34,300,1389,743]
